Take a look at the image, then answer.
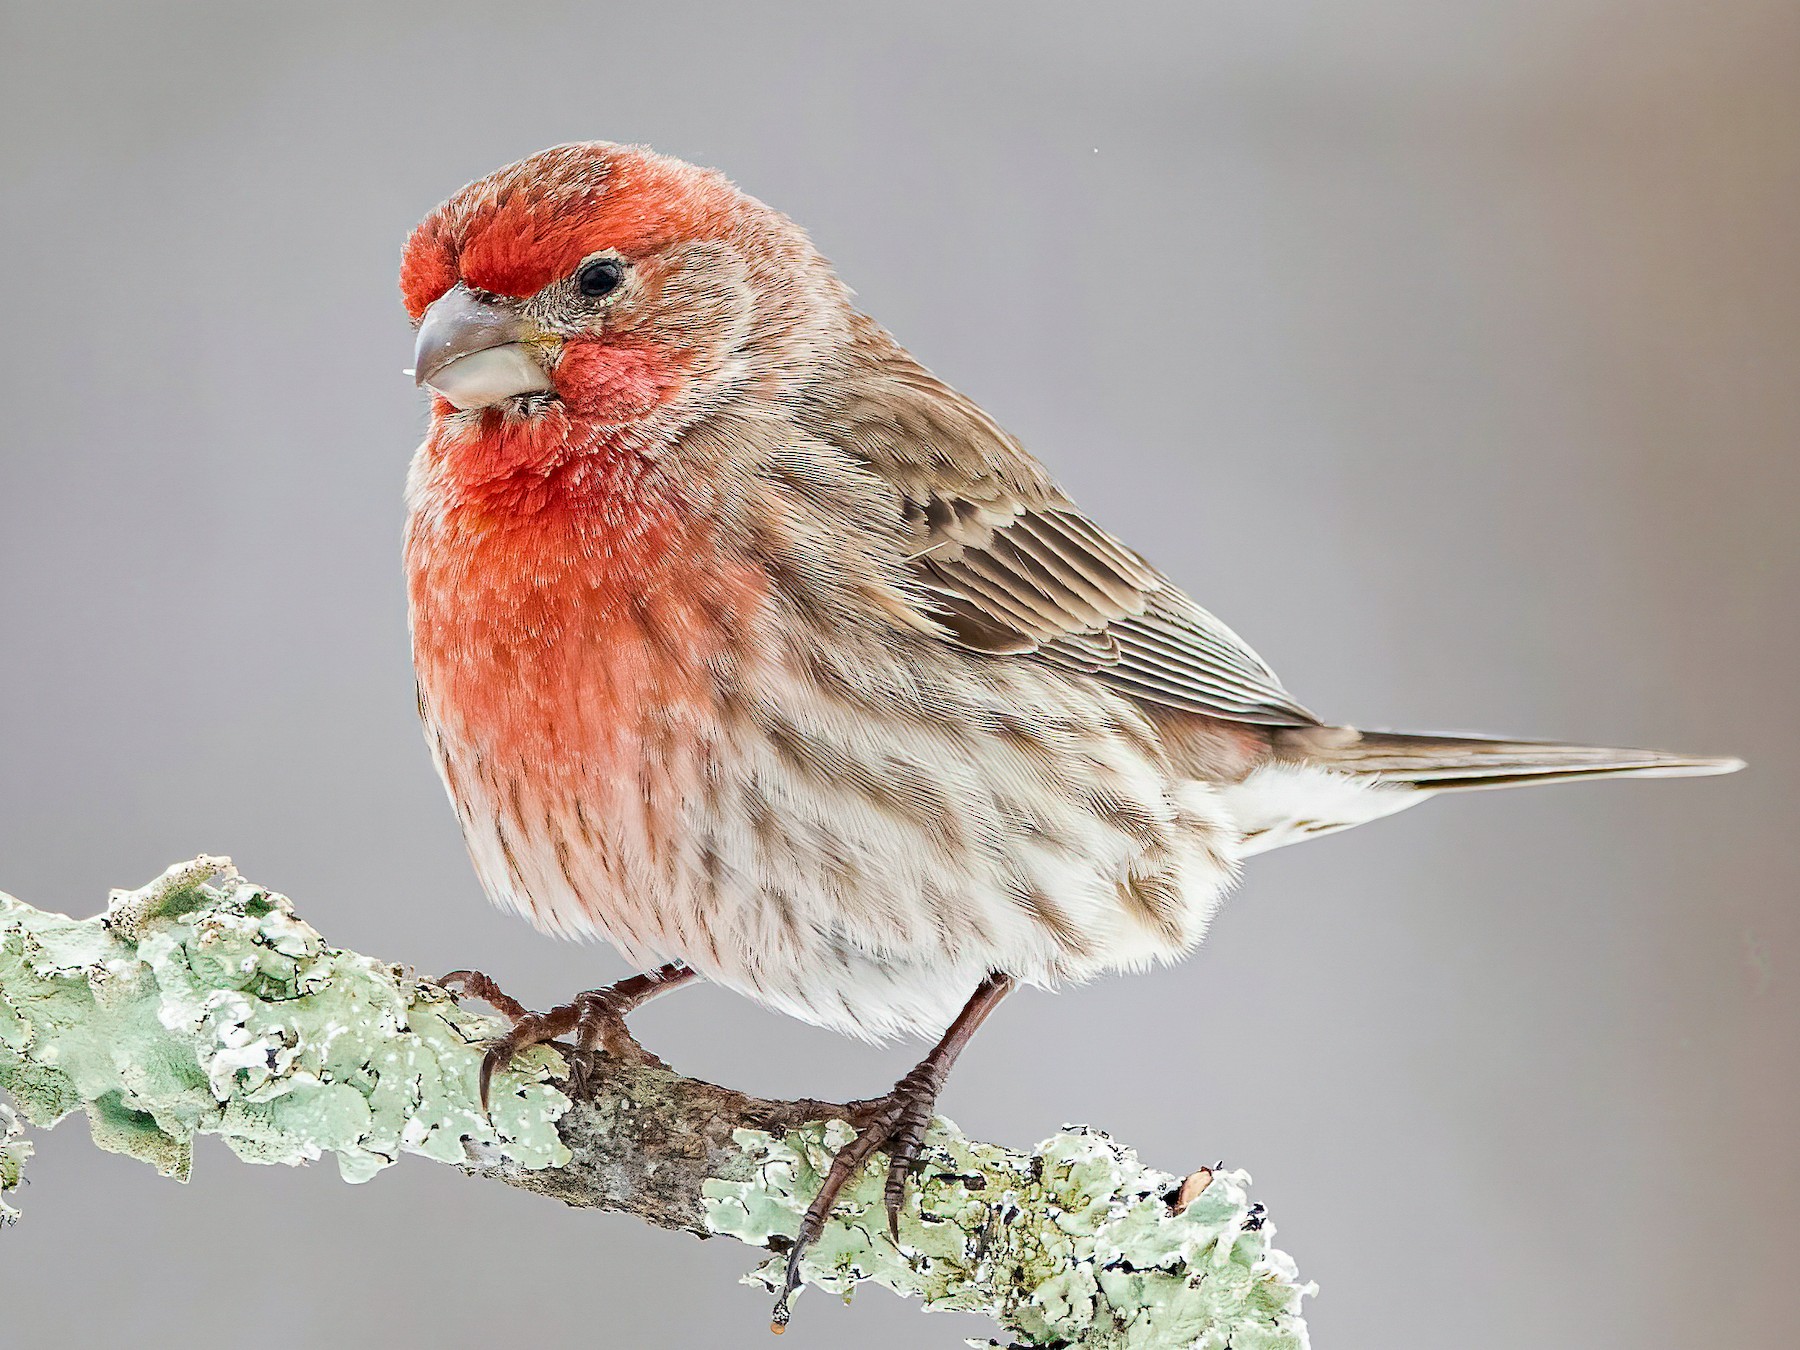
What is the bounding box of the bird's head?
[401,143,846,440]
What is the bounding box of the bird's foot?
[771,1059,946,1332]
[435,967,528,1020]
[769,973,1014,1332]
[436,966,686,1108]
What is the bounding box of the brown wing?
[908,491,1318,725]
[804,318,1320,728]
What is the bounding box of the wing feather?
[802,319,1320,728]
[911,493,1317,725]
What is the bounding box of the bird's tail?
[1272,726,1744,793]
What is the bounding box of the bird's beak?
[412,285,556,410]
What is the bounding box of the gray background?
[2,2,1792,1346]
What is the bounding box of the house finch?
[400,142,1741,1322]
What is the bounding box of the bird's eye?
[576,258,624,298]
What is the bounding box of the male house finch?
[401,142,1740,1320]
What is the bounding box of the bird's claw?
[772,1062,944,1329]
[435,968,528,1021]
[436,974,660,1111]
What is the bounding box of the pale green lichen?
[0,857,569,1188]
[1,1100,28,1226]
[705,1120,1313,1348]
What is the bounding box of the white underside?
[441,747,1426,1043]
[1217,762,1424,856]
[429,645,1269,1043]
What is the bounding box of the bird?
[399,142,1741,1323]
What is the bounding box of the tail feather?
[1274,727,1744,793]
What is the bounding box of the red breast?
[407,429,767,780]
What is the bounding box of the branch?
[0,857,1312,1347]
[0,1101,27,1227]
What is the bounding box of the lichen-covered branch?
[0,858,1312,1347]
[1,1101,28,1227]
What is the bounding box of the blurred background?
[1,2,1793,1346]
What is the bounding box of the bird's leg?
[772,972,1014,1332]
[437,963,698,1107]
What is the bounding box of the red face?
[400,142,746,427]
